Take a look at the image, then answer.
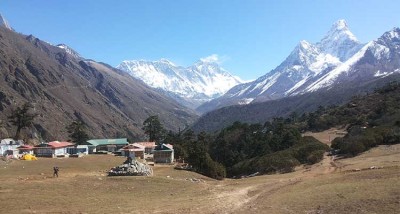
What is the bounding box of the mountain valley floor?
[0,130,399,214]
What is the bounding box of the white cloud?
[200,54,229,64]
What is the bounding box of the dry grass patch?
[0,143,399,214]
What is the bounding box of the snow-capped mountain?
[306,27,400,92]
[193,27,400,132]
[0,14,13,31]
[197,20,374,113]
[199,21,400,114]
[117,57,243,109]
[317,20,362,61]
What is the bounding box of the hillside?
[191,75,400,133]
[0,27,197,141]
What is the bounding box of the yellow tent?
[21,154,38,161]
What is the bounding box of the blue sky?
[1,0,399,80]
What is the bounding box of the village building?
[34,141,75,158]
[67,145,89,155]
[136,142,156,154]
[86,138,128,153]
[120,143,145,159]
[153,143,174,163]
[0,138,23,158]
[17,145,35,155]
[76,145,89,155]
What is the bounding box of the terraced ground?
[0,130,399,213]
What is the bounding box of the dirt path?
[200,150,337,213]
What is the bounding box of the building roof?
[48,141,75,148]
[135,142,156,148]
[34,141,75,149]
[154,143,174,151]
[121,143,145,151]
[86,138,128,147]
[17,145,34,150]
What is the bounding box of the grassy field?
[0,139,399,213]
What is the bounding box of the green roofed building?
[153,144,174,163]
[86,138,128,153]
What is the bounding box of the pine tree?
[8,103,37,140]
[142,115,165,143]
[67,120,89,145]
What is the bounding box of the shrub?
[342,141,366,156]
[306,150,325,164]
[295,136,329,164]
[331,137,344,150]
[254,151,300,174]
[202,154,226,180]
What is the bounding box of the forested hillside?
[298,81,400,156]
[166,120,328,179]
[166,82,400,179]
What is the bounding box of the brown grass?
[303,127,347,145]
[0,141,399,214]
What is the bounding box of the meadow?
[0,136,399,213]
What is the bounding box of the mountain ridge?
[0,24,197,141]
[117,57,243,109]
[197,20,400,114]
[0,14,12,31]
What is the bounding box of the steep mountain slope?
[0,14,12,31]
[117,58,243,109]
[197,20,364,113]
[0,25,197,141]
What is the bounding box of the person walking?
[53,166,59,177]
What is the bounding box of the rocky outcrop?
[108,159,153,176]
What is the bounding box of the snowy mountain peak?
[158,58,175,66]
[385,28,400,40]
[318,19,362,61]
[298,40,312,49]
[193,59,221,74]
[332,19,348,31]
[283,40,319,66]
[117,58,243,108]
[198,22,400,114]
[56,44,81,59]
[0,14,13,31]
[326,19,356,40]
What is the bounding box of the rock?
[108,159,153,176]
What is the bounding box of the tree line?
[161,119,328,179]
